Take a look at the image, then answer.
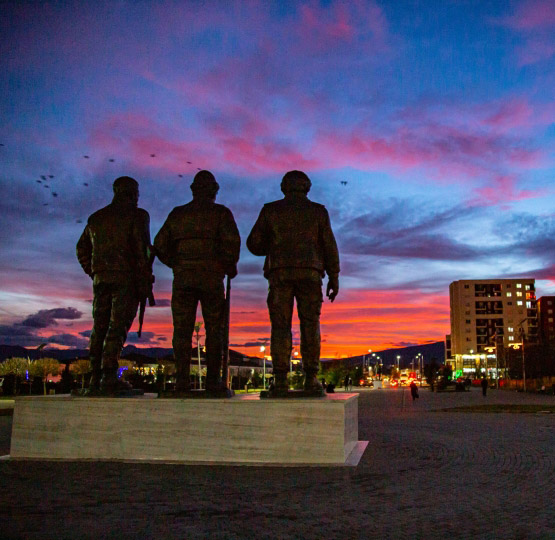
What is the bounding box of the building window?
[549,318,554,323]
[517,301,523,306]
[525,284,530,290]
[466,320,471,324]
[508,302,513,305]
[548,301,553,305]
[548,309,553,314]
[506,292,512,297]
[509,336,514,341]
[464,284,469,289]
[516,292,522,297]
[517,283,522,288]
[506,284,511,288]
[508,327,513,332]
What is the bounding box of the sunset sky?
[1,0,554,358]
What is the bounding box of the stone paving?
[0,387,554,539]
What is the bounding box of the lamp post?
[194,322,203,390]
[260,345,267,390]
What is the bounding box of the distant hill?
[0,344,258,364]
[321,341,445,369]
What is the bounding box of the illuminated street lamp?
[260,344,268,390]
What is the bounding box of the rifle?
[221,275,231,387]
[138,254,156,338]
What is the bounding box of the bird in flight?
[341,181,348,186]
[83,182,88,187]
[37,180,42,183]
[109,158,115,162]
[83,155,89,159]
[187,161,192,164]
[52,192,58,197]
[48,175,54,179]
[41,175,46,180]
[150,153,156,158]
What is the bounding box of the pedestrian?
[481,377,488,397]
[348,377,353,391]
[344,374,349,391]
[410,380,419,401]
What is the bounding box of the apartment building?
[449,279,538,373]
[537,296,555,344]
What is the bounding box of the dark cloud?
[230,338,269,348]
[20,307,82,328]
[47,333,89,348]
[0,306,85,348]
[152,298,171,307]
[156,336,168,342]
[125,331,158,345]
[389,341,418,347]
[337,201,481,261]
[79,330,92,338]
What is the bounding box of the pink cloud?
[468,175,550,208]
[496,0,555,30]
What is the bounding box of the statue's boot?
[269,372,289,398]
[81,356,102,396]
[100,357,132,395]
[174,360,191,392]
[205,355,222,392]
[304,372,325,397]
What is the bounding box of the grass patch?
[436,404,555,414]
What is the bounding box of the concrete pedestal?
[10,393,367,466]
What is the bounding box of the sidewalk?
[0,388,554,539]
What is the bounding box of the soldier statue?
[153,170,240,394]
[76,176,152,395]
[247,170,340,397]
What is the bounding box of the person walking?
[481,377,488,397]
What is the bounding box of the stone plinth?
[10,393,366,466]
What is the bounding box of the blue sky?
[0,0,554,357]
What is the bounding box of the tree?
[0,357,30,395]
[70,359,91,389]
[29,358,60,395]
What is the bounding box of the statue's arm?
[321,209,340,301]
[132,209,151,275]
[246,208,269,256]
[220,208,241,278]
[152,215,173,268]
[76,225,93,277]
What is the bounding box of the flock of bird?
[0,143,350,225]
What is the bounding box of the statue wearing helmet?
[76,176,152,395]
[247,171,340,397]
[153,170,240,394]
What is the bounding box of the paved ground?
[0,387,554,539]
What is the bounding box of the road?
[0,387,554,539]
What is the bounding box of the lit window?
[549,318,554,323]
[506,292,512,297]
[548,301,553,305]
[525,284,530,290]
[509,336,514,341]
[548,309,553,314]
[516,292,522,297]
[508,327,514,332]
[517,301,523,306]
[526,301,531,308]
[516,283,522,288]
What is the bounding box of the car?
[359,377,374,388]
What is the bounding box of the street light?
[260,345,267,390]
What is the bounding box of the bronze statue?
[153,170,240,394]
[76,176,152,395]
[247,170,340,397]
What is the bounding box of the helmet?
[190,170,219,197]
[281,170,311,194]
[112,176,138,195]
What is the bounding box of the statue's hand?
[226,264,238,279]
[326,274,339,302]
